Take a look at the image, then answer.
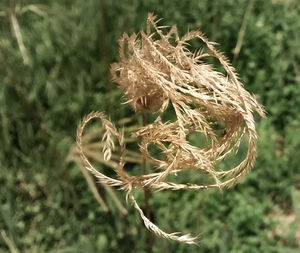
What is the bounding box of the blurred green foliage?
[0,0,300,252]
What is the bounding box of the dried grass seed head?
[78,13,265,244]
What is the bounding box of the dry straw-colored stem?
[77,13,265,244]
[9,0,30,66]
[142,112,153,252]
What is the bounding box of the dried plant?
[77,13,265,244]
[68,117,140,215]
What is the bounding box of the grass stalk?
[9,0,30,66]
[142,112,153,253]
[233,0,254,65]
[0,230,19,253]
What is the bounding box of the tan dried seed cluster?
[77,13,265,244]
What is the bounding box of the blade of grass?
[1,230,19,253]
[9,0,30,66]
[72,157,109,212]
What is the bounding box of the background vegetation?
[0,0,299,252]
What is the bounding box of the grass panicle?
[77,13,265,244]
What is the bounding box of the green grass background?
[0,0,299,252]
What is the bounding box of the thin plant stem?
[142,112,153,253]
[10,0,30,66]
[1,230,19,253]
[233,0,254,65]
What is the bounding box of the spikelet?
[77,13,265,244]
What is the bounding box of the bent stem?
[142,112,153,252]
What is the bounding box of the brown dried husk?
[77,13,265,244]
